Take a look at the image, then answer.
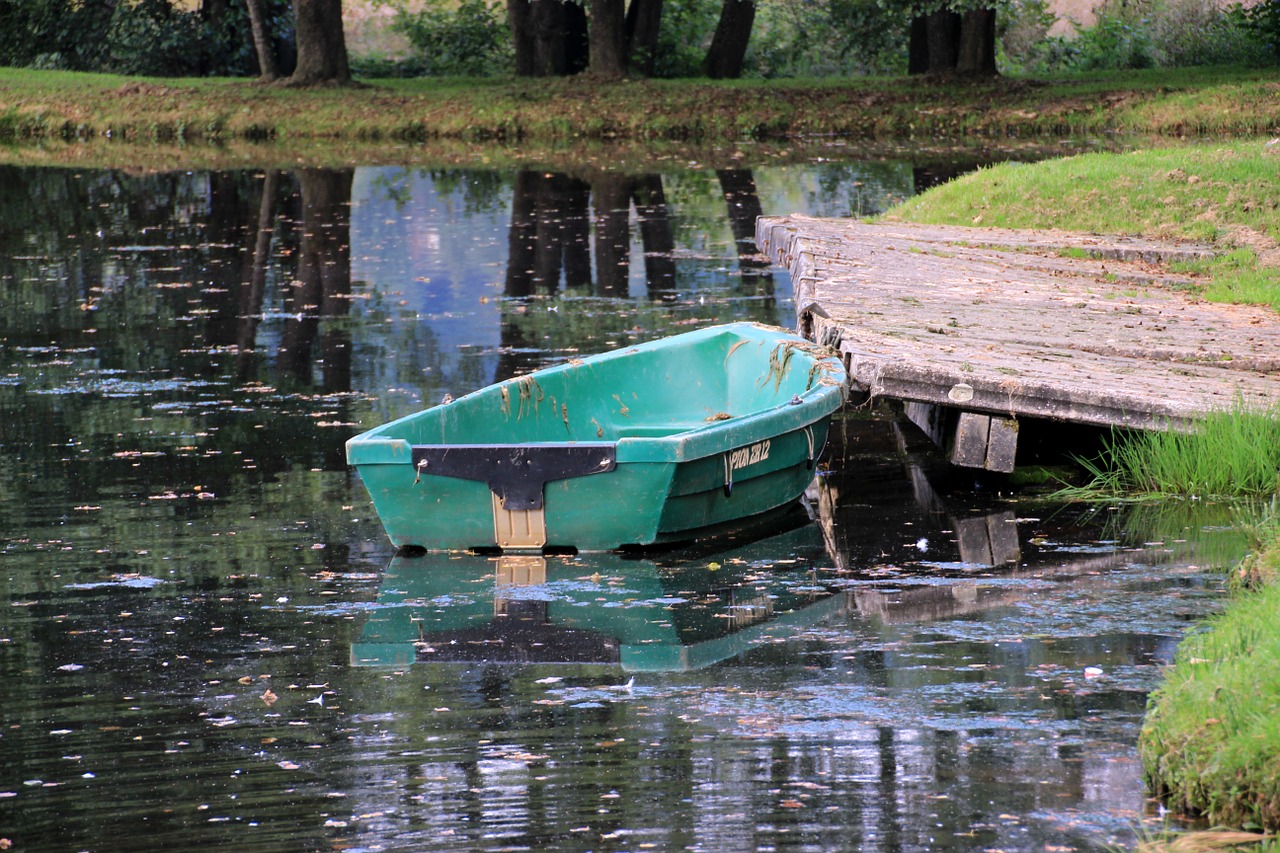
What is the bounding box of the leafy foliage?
[385,0,513,77]
[751,0,910,77]
[649,0,721,77]
[997,0,1057,68]
[0,0,115,70]
[105,0,217,75]
[0,0,294,76]
[1236,0,1280,63]
[1002,0,1276,72]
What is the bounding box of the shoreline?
[2,67,1278,166]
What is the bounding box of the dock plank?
[757,215,1280,437]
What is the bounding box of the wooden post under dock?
[756,215,1280,473]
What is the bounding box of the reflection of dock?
[757,216,1280,473]
[811,415,1237,625]
[847,547,1183,625]
[815,416,1022,572]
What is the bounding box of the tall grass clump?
[1077,405,1280,498]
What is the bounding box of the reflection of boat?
[350,517,848,672]
[346,323,846,551]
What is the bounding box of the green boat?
[345,322,847,552]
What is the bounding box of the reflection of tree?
[200,173,254,352]
[591,171,677,302]
[503,170,679,302]
[496,170,682,382]
[0,166,366,541]
[237,170,280,380]
[632,174,677,303]
[877,726,904,848]
[912,161,973,195]
[504,171,592,298]
[716,168,774,304]
[280,169,354,393]
[591,172,633,298]
[498,171,593,382]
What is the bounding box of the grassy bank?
[1,66,1278,150]
[884,140,1280,312]
[1139,509,1280,832]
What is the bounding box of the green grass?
[1139,506,1280,831]
[1071,405,1280,499]
[2,65,1279,150]
[887,143,1279,243]
[884,141,1280,311]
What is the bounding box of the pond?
[0,155,1250,852]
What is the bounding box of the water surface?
[0,159,1246,852]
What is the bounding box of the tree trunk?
[907,14,929,75]
[288,0,351,85]
[624,0,662,76]
[909,7,996,77]
[701,0,755,79]
[924,8,961,74]
[589,0,626,78]
[245,0,280,80]
[508,0,536,76]
[956,8,998,76]
[562,1,590,74]
[512,0,590,76]
[531,0,582,75]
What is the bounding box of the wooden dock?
[756,215,1280,473]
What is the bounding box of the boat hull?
[347,323,846,551]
